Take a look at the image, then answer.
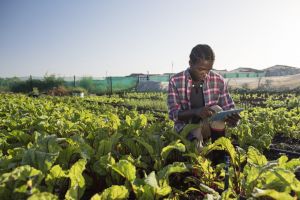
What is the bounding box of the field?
[0,93,300,200]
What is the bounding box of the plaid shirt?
[167,68,235,133]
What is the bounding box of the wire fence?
[0,74,173,94]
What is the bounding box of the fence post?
[110,77,113,95]
[29,75,33,91]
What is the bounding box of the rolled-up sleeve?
[218,79,235,110]
[167,78,180,122]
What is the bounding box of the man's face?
[189,60,213,81]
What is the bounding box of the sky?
[1,0,300,77]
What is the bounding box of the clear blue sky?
[1,0,300,77]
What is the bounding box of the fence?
[63,76,139,94]
[2,75,169,94]
[2,72,271,94]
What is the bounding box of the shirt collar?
[185,68,192,80]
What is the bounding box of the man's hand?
[225,113,241,127]
[194,106,214,119]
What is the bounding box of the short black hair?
[189,44,215,65]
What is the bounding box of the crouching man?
[167,44,240,163]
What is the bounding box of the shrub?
[70,87,87,94]
[47,86,70,96]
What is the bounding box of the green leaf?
[96,132,121,156]
[0,165,43,199]
[220,188,237,200]
[145,171,158,188]
[28,192,59,200]
[138,114,147,127]
[122,139,141,157]
[247,146,267,166]
[283,158,300,171]
[33,132,62,154]
[93,154,116,176]
[56,146,78,169]
[252,188,294,200]
[243,165,260,196]
[156,185,172,197]
[256,133,273,149]
[131,178,147,198]
[142,171,172,198]
[106,113,121,131]
[45,165,68,191]
[278,155,289,167]
[243,160,279,197]
[133,137,154,159]
[97,139,113,157]
[0,147,25,170]
[8,130,31,145]
[65,159,87,200]
[185,183,220,200]
[185,187,201,194]
[125,115,132,126]
[180,124,201,138]
[21,149,58,173]
[137,184,155,200]
[264,168,300,194]
[90,194,101,200]
[201,137,237,166]
[235,146,247,165]
[67,135,94,160]
[198,183,218,194]
[99,185,129,200]
[68,159,87,186]
[157,162,188,184]
[111,160,136,182]
[161,140,185,160]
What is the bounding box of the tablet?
[210,108,243,121]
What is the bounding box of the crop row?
[0,94,299,199]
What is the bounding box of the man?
[167,44,240,158]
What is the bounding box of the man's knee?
[210,120,225,131]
